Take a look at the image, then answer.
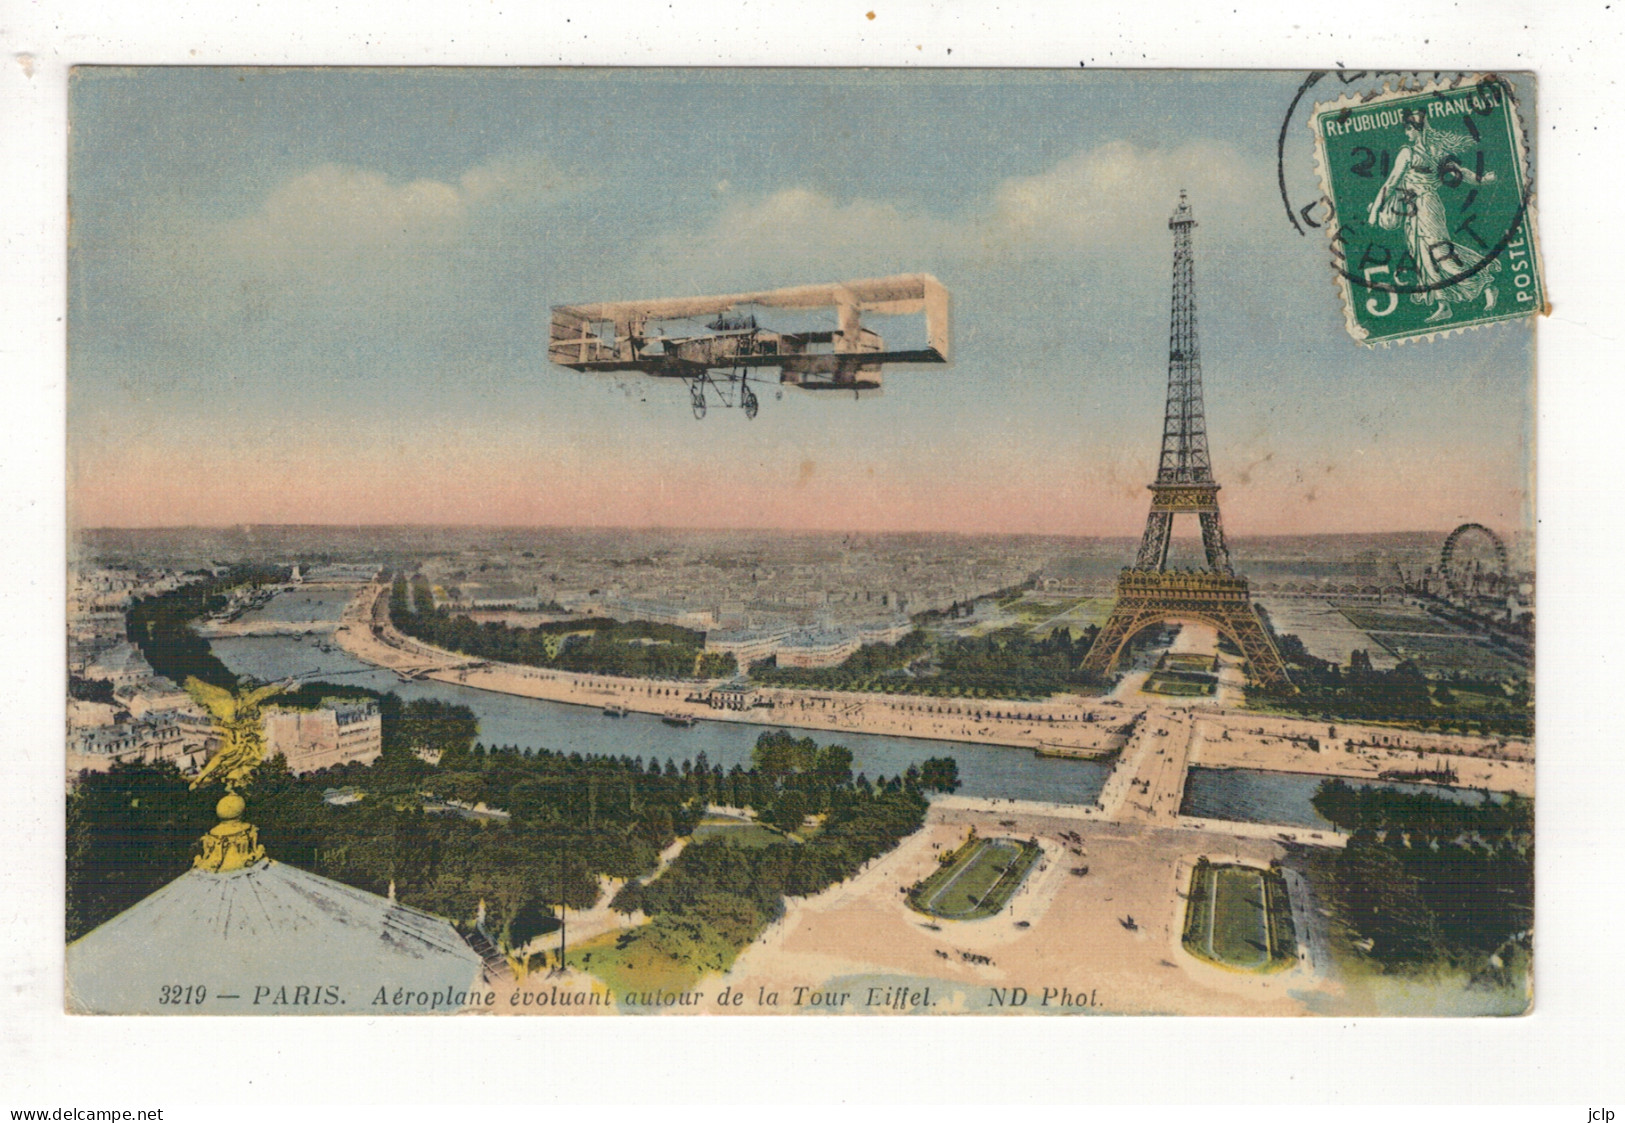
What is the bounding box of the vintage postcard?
[64,67,1536,1017]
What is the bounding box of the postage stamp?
[64,68,1535,1017]
[1309,75,1544,345]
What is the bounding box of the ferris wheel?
[1439,523,1509,597]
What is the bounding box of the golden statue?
[184,677,286,793]
[183,677,288,872]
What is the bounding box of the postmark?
[1309,75,1544,345]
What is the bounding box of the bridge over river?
[194,618,341,638]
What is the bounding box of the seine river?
[218,590,1505,819]
[1181,765,1508,830]
[210,630,1113,805]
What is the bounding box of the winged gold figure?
[184,677,289,792]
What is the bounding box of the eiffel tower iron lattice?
[1080,193,1293,691]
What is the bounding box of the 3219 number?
[159,984,207,1005]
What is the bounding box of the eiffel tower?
[1080,192,1293,690]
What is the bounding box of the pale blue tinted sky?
[68,68,1534,536]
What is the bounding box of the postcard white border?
[3,0,1621,1108]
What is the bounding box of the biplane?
[548,274,950,419]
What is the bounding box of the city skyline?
[69,69,1533,536]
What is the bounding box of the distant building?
[83,642,155,688]
[263,700,382,775]
[67,610,127,673]
[708,618,911,671]
[66,699,124,730]
[67,635,120,674]
[68,709,214,775]
[777,630,862,669]
[704,679,760,711]
[114,675,193,718]
[450,582,546,610]
[704,626,790,670]
[857,618,915,646]
[603,597,716,632]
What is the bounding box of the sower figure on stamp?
[1368,107,1500,323]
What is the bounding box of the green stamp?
[1310,75,1543,345]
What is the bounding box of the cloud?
[986,140,1269,251]
[458,153,573,205]
[646,139,1273,288]
[247,165,465,254]
[644,187,950,288]
[222,153,577,266]
[80,153,582,357]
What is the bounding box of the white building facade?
[263,700,383,775]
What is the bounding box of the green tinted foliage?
[1310,779,1532,967]
[389,589,736,681]
[751,729,818,778]
[918,756,961,792]
[767,789,808,834]
[625,788,929,944]
[73,708,947,982]
[66,761,216,941]
[751,626,1104,698]
[1266,640,1531,737]
[69,676,117,704]
[125,565,288,688]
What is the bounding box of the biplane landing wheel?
[742,384,758,420]
[689,381,707,420]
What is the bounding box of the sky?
[66,68,1536,538]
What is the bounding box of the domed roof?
[67,859,484,1015]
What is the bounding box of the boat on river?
[602,703,630,717]
[661,712,697,727]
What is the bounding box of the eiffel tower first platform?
[1079,192,1293,691]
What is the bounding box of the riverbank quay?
[334,583,1128,755]
[330,583,1532,796]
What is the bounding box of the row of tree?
[124,565,289,689]
[68,722,956,963]
[1309,779,1533,968]
[745,728,959,831]
[751,624,1105,699]
[1267,635,1532,737]
[605,783,933,977]
[389,576,737,680]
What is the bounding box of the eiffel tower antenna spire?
[1082,193,1293,691]
[1159,190,1211,485]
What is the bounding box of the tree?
[68,675,116,704]
[811,744,854,785]
[768,790,809,834]
[752,729,816,778]
[918,756,961,793]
